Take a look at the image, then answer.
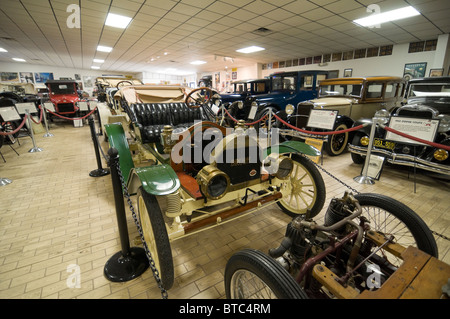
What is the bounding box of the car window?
[384,83,397,98]
[319,84,362,97]
[316,74,327,87]
[50,83,76,95]
[366,83,383,98]
[408,84,450,97]
[272,75,297,91]
[254,82,267,93]
[300,75,314,90]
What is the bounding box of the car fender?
[127,165,180,196]
[263,140,321,158]
[104,123,134,183]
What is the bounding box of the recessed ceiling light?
[353,6,420,27]
[97,45,112,52]
[12,58,26,62]
[190,60,206,65]
[93,59,104,63]
[91,66,100,69]
[105,13,132,29]
[236,46,265,54]
[0,48,7,52]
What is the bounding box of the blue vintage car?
[220,78,271,104]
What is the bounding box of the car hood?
[407,96,450,115]
[300,96,356,107]
[51,95,79,103]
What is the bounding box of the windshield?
[319,84,362,98]
[49,83,76,95]
[271,75,297,91]
[408,83,450,98]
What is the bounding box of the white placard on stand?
[385,117,439,146]
[15,102,38,114]
[0,106,22,121]
[307,109,338,130]
[43,102,56,112]
[78,101,89,111]
[89,100,97,108]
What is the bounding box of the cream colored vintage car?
[292,76,404,156]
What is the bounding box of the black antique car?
[349,76,450,176]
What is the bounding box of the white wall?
[0,62,139,96]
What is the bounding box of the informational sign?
[364,155,385,180]
[15,102,37,114]
[78,101,89,111]
[248,105,258,120]
[0,106,21,121]
[307,109,338,130]
[386,117,439,146]
[43,102,56,112]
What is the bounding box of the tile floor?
[0,118,449,299]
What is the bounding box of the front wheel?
[225,249,308,299]
[137,187,174,289]
[276,154,326,218]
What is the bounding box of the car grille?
[57,103,75,113]
[296,103,314,128]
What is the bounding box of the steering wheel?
[116,80,133,89]
[185,87,214,106]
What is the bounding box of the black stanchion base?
[104,247,149,282]
[89,168,110,177]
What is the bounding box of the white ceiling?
[0,0,449,75]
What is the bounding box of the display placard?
[307,109,338,130]
[15,102,38,114]
[43,102,55,112]
[78,101,89,111]
[89,100,97,108]
[363,155,385,180]
[248,104,258,120]
[0,106,22,121]
[385,117,439,146]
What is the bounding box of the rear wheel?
[325,123,348,156]
[277,154,326,218]
[225,249,307,299]
[137,187,174,289]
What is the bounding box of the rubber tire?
[325,123,349,156]
[225,249,308,299]
[350,133,366,164]
[137,187,174,289]
[254,106,277,131]
[354,193,438,258]
[276,154,326,218]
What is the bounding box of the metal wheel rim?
[330,124,348,154]
[278,156,318,214]
[138,196,161,273]
[230,269,277,299]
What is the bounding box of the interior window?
[384,83,396,98]
[300,75,313,90]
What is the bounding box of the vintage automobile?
[280,76,405,156]
[95,76,143,104]
[220,78,271,104]
[101,84,327,289]
[349,76,450,176]
[45,80,87,115]
[224,192,447,299]
[0,81,40,108]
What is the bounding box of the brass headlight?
[360,136,370,146]
[196,165,230,200]
[434,149,449,161]
[263,154,293,179]
[285,104,294,115]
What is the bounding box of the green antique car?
[100,84,326,289]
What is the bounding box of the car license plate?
[373,138,395,150]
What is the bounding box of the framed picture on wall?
[344,68,352,77]
[403,62,427,81]
[1,72,19,82]
[34,72,54,83]
[429,68,444,77]
[19,72,34,83]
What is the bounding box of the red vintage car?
[45,80,82,115]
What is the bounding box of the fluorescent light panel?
[91,66,100,69]
[190,60,206,65]
[0,48,7,52]
[97,45,112,52]
[236,46,265,53]
[105,13,132,29]
[12,58,26,62]
[93,59,104,63]
[353,6,420,27]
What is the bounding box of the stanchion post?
[103,148,149,282]
[42,104,54,137]
[0,177,12,186]
[88,116,109,177]
[26,109,43,153]
[353,117,380,185]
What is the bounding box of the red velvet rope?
[0,115,28,136]
[45,106,98,120]
[30,105,44,124]
[222,107,268,125]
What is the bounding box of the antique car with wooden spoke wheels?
[101,84,326,289]
[225,192,448,299]
[280,76,404,156]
